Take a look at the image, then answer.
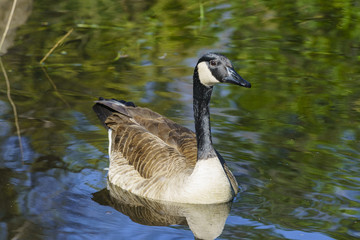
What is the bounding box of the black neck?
[193,67,217,160]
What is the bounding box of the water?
[1,0,360,239]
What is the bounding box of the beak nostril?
[224,67,250,88]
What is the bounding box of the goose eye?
[209,60,217,66]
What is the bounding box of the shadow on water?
[93,180,232,240]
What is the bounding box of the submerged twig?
[40,66,70,108]
[39,28,73,64]
[0,57,24,162]
[0,0,18,53]
[11,221,31,240]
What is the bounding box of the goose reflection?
[92,179,232,240]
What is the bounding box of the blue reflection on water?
[1,136,35,168]
[226,215,335,240]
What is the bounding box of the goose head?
[195,52,251,88]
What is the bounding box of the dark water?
[1,0,360,239]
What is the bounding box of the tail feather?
[92,97,136,129]
[92,103,114,129]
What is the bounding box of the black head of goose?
[93,52,251,204]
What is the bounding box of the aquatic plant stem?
[199,0,204,30]
[199,0,204,20]
[0,0,18,54]
[0,57,24,162]
[41,66,70,108]
[40,28,73,64]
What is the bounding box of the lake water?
[0,0,360,239]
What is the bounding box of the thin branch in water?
[39,28,74,64]
[0,57,24,163]
[0,0,18,54]
[41,66,70,108]
[11,221,31,240]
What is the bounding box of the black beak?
[224,67,251,88]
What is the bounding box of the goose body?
[93,53,251,204]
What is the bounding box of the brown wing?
[127,107,197,167]
[105,109,197,179]
[223,163,239,195]
[94,100,197,167]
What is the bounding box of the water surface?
[0,0,360,239]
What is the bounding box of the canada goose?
[93,52,251,204]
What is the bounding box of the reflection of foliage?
[214,1,360,238]
[1,0,230,159]
[0,168,18,219]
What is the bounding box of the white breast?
[181,157,233,203]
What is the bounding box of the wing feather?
[103,103,198,164]
[105,112,194,179]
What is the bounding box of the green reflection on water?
[0,0,360,239]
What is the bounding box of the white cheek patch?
[197,62,220,87]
